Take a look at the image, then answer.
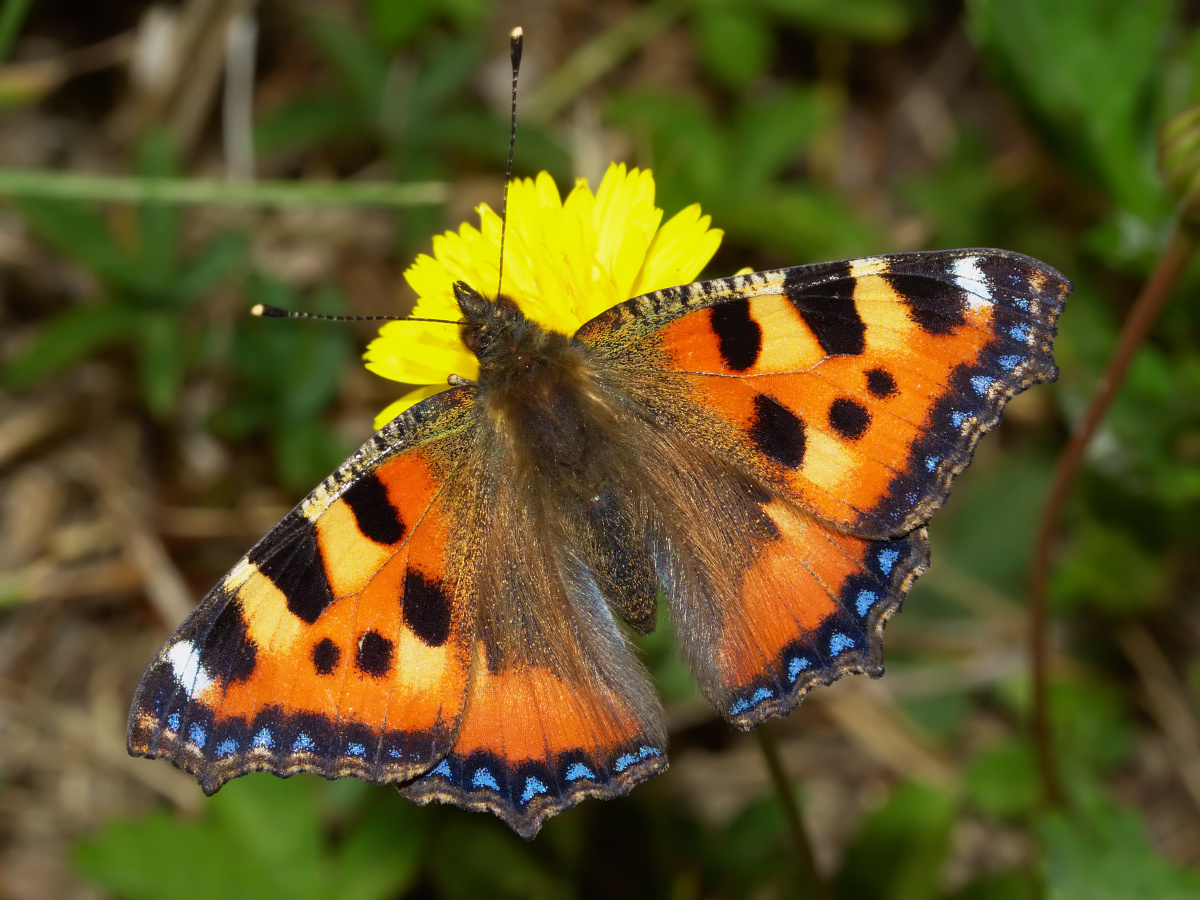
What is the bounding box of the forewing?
[128,390,481,793]
[578,249,1070,538]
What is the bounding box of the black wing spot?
[709,298,762,371]
[312,637,341,675]
[749,394,807,469]
[200,596,258,683]
[355,630,394,678]
[865,367,898,399]
[885,273,967,334]
[784,264,866,356]
[248,515,335,625]
[829,398,871,440]
[403,569,452,647]
[341,473,406,545]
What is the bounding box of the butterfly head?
[454,281,568,378]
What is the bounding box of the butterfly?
[128,242,1070,839]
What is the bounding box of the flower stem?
[755,725,831,900]
[1028,225,1195,806]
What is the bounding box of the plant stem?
[755,725,831,900]
[1028,225,1195,806]
[0,170,448,208]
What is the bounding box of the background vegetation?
[0,1,1198,898]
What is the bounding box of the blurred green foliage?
[1,0,1197,896]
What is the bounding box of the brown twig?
[755,725,831,900]
[1028,225,1195,806]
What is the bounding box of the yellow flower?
[364,163,724,428]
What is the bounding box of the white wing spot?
[952,256,992,310]
[166,641,214,699]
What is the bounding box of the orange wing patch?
[128,404,479,795]
[633,250,1069,537]
[696,498,929,729]
[402,643,665,839]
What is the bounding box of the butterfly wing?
[398,429,667,839]
[577,249,1070,724]
[129,385,667,837]
[128,389,482,792]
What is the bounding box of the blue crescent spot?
[565,762,595,781]
[216,738,237,758]
[348,742,366,757]
[252,727,273,750]
[951,411,968,428]
[856,589,876,616]
[730,687,774,716]
[521,777,548,803]
[616,745,660,773]
[167,712,180,732]
[1013,298,1029,311]
[1009,323,1030,341]
[188,722,206,749]
[431,759,452,778]
[925,455,940,472]
[971,375,993,395]
[830,632,855,656]
[293,733,315,752]
[388,748,402,758]
[999,354,1021,370]
[472,768,500,790]
[877,548,900,575]
[788,657,811,681]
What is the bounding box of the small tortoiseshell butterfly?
[128,103,1069,839]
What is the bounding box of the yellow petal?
[632,204,723,297]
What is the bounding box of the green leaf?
[731,87,835,189]
[175,231,248,305]
[428,815,570,900]
[1050,519,1169,613]
[965,740,1041,820]
[3,304,141,389]
[134,311,186,419]
[254,96,366,158]
[74,776,422,900]
[13,196,133,288]
[757,0,913,41]
[1040,794,1200,900]
[367,0,437,48]
[968,0,1171,220]
[693,6,774,88]
[834,782,956,900]
[305,14,389,125]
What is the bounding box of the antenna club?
[251,303,292,318]
[509,29,523,71]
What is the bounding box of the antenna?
[251,28,525,328]
[496,26,523,299]
[250,305,464,325]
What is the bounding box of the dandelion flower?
[365,163,723,428]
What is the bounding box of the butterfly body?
[130,249,1070,838]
